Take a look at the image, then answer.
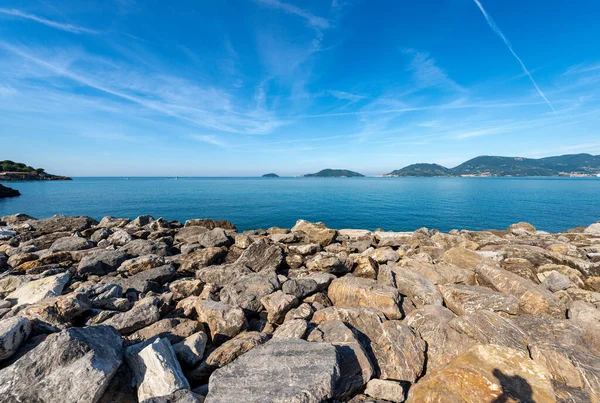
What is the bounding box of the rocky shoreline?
[0,184,21,198]
[0,214,599,403]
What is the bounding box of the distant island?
[0,184,21,198]
[304,169,365,178]
[262,173,279,177]
[0,160,72,181]
[384,154,600,177]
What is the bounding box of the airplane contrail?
[472,0,555,112]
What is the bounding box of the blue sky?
[1,0,599,176]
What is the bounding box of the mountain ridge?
[384,154,600,177]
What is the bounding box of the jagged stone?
[291,219,337,247]
[328,274,403,319]
[220,271,280,312]
[378,264,443,309]
[78,250,132,276]
[6,272,70,308]
[173,331,208,367]
[273,319,308,339]
[0,326,122,402]
[102,296,161,335]
[439,284,520,316]
[0,316,31,361]
[260,290,299,324]
[125,337,190,402]
[205,339,340,403]
[235,240,283,272]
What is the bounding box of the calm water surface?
[1,177,599,232]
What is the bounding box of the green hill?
[385,154,600,177]
[304,169,365,177]
[386,163,452,177]
[262,173,279,177]
[0,160,71,181]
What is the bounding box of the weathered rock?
[50,235,94,251]
[364,379,405,403]
[568,300,600,324]
[173,331,208,367]
[400,259,476,285]
[406,344,555,403]
[0,326,122,402]
[126,318,204,345]
[105,263,177,294]
[197,228,231,248]
[373,231,413,247]
[142,389,204,403]
[179,247,227,273]
[98,216,130,228]
[125,337,190,402]
[220,271,280,312]
[235,240,283,272]
[78,250,132,276]
[540,270,571,292]
[169,278,204,300]
[312,306,425,382]
[184,218,236,230]
[307,319,374,398]
[195,263,251,287]
[273,319,308,339]
[288,243,321,255]
[205,339,340,403]
[102,296,161,335]
[118,254,165,275]
[119,239,169,257]
[291,219,337,247]
[368,246,401,264]
[353,255,378,279]
[108,229,135,246]
[328,274,403,319]
[284,302,315,322]
[379,264,443,309]
[191,331,271,383]
[306,252,352,274]
[6,272,70,308]
[193,299,246,344]
[18,292,91,330]
[584,222,600,235]
[439,284,520,316]
[476,265,565,317]
[508,221,537,235]
[282,277,319,299]
[0,316,31,361]
[443,247,496,270]
[31,215,97,235]
[260,290,299,324]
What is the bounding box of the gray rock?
[439,284,520,316]
[0,316,31,361]
[220,271,280,312]
[125,337,190,402]
[143,389,204,403]
[379,264,443,309]
[272,319,308,339]
[195,263,251,287]
[78,250,132,276]
[364,379,406,403]
[50,235,94,251]
[126,318,204,346]
[540,270,571,292]
[205,339,340,403]
[197,228,231,248]
[260,290,299,324]
[235,240,283,272]
[119,239,170,257]
[0,325,122,402]
[31,215,97,235]
[6,272,70,308]
[282,278,319,299]
[193,299,247,344]
[173,331,208,367]
[102,296,161,335]
[307,319,374,398]
[105,263,177,294]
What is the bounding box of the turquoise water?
[1,177,599,232]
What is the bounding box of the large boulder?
[125,337,190,402]
[307,319,374,398]
[291,219,337,247]
[191,299,246,344]
[439,284,520,316]
[235,240,283,272]
[379,264,443,308]
[78,250,132,276]
[312,306,425,382]
[101,296,161,335]
[406,345,555,403]
[50,235,94,251]
[584,222,600,235]
[328,274,403,319]
[6,272,70,308]
[0,326,123,402]
[220,271,280,312]
[476,265,565,317]
[31,215,97,236]
[0,316,31,361]
[205,339,340,403]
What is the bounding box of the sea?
[1,177,599,233]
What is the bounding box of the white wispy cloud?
[0,8,98,34]
[328,90,368,102]
[472,0,555,112]
[191,135,228,148]
[254,0,329,29]
[402,48,465,92]
[563,62,600,76]
[0,42,287,135]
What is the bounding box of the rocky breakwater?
[0,215,599,402]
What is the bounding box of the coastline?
[0,214,599,401]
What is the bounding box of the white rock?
[173,331,208,367]
[126,338,190,402]
[6,272,70,308]
[365,379,406,402]
[0,316,31,361]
